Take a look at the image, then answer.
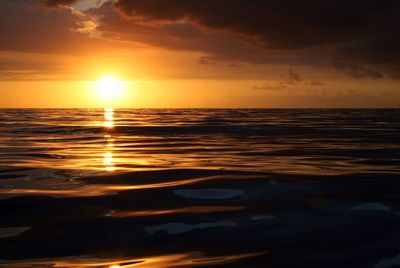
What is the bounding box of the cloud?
[0,0,101,54]
[2,0,400,81]
[0,0,123,80]
[254,70,305,90]
[288,70,302,82]
[87,1,329,69]
[333,62,385,79]
[309,79,327,86]
[113,0,376,48]
[253,81,288,91]
[111,0,400,79]
[40,0,80,7]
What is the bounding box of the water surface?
[0,109,399,267]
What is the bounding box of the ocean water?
[0,109,399,267]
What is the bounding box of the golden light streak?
[106,206,246,217]
[0,252,267,267]
[103,107,115,128]
[103,108,117,171]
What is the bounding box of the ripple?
[175,189,245,200]
[350,203,391,211]
[0,252,266,268]
[0,109,399,267]
[106,206,245,217]
[251,215,277,221]
[0,227,31,239]
[145,221,237,235]
[374,254,400,268]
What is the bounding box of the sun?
[95,76,125,101]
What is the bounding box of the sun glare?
[95,76,125,101]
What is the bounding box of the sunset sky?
[1,0,400,108]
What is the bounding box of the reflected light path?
[0,174,264,198]
[103,108,115,128]
[0,252,266,268]
[105,206,246,217]
[0,109,386,177]
[103,108,116,172]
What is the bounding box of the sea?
[0,109,399,267]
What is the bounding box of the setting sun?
[95,76,125,101]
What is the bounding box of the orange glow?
[0,252,266,267]
[2,79,399,108]
[0,175,229,197]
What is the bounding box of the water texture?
[0,109,399,267]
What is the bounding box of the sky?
[0,0,399,108]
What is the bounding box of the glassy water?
[0,109,399,267]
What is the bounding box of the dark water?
[0,109,399,267]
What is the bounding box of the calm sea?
[0,109,399,267]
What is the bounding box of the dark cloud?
[309,80,327,86]
[2,0,400,81]
[113,0,398,47]
[198,58,214,65]
[40,0,80,7]
[333,62,385,79]
[0,0,119,80]
[253,81,288,91]
[254,70,305,90]
[88,1,329,68]
[0,0,107,54]
[112,0,400,78]
[281,70,303,85]
[288,70,302,82]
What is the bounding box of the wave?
[0,109,399,267]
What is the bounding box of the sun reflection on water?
[103,107,115,128]
[0,252,265,267]
[103,108,116,172]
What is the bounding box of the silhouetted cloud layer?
[112,0,400,78]
[1,0,400,80]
